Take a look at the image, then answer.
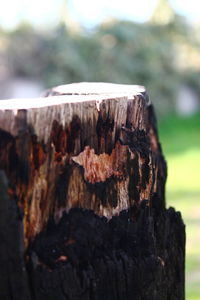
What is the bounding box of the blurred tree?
[0,2,200,116]
[151,0,175,25]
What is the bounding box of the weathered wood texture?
[0,83,185,300]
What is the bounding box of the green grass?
[158,113,200,300]
[158,113,200,154]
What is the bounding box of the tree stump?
[0,82,185,300]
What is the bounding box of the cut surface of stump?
[0,82,185,300]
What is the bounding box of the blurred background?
[0,0,199,298]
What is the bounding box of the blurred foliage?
[0,1,200,116]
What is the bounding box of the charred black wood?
[0,170,30,300]
[27,202,185,300]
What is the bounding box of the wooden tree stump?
[0,83,185,300]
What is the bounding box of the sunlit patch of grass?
[159,113,200,300]
[158,112,200,155]
[166,190,200,216]
[186,252,200,273]
[186,289,200,300]
[166,149,200,192]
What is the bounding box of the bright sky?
[0,0,200,29]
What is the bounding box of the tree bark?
[0,82,185,300]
